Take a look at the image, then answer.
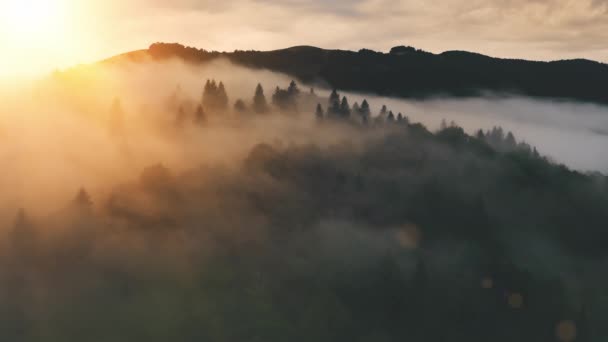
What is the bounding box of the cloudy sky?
[1,0,607,76]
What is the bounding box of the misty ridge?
[1,56,608,341]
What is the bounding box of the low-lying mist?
[338,92,608,173]
[1,57,608,341]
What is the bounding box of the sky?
[0,0,607,77]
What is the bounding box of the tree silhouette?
[202,79,229,112]
[352,102,360,116]
[253,83,269,114]
[203,80,216,110]
[273,87,293,111]
[328,89,341,117]
[380,105,387,117]
[360,100,371,121]
[340,96,351,119]
[287,80,300,96]
[217,82,229,111]
[387,111,395,122]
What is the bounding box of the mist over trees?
[125,43,608,106]
[2,68,608,342]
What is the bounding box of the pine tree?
[287,80,300,96]
[397,112,403,122]
[352,102,360,116]
[380,105,388,117]
[387,111,395,122]
[328,89,341,117]
[340,96,351,119]
[217,82,229,111]
[202,79,216,110]
[360,100,371,120]
[253,83,268,114]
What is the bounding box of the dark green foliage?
[8,65,608,342]
[3,117,607,341]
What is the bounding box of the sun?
[1,0,67,44]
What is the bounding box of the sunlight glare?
[1,0,67,41]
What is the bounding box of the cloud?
[97,0,608,62]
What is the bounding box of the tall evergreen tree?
[340,96,351,119]
[387,111,395,122]
[352,102,361,116]
[253,83,268,114]
[202,79,217,110]
[360,99,371,121]
[217,82,229,111]
[328,89,341,117]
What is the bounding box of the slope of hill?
[105,42,608,105]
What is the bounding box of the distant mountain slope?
[105,43,608,105]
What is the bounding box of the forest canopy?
[1,59,607,342]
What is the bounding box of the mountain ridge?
[101,42,608,105]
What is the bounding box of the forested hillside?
[105,43,608,105]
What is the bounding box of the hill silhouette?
[104,42,608,105]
